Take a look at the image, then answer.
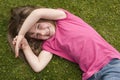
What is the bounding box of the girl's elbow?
[32,66,44,73]
[34,70,40,73]
[33,68,42,73]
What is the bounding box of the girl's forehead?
[28,20,49,35]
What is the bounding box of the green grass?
[0,0,120,80]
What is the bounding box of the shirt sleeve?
[56,8,78,20]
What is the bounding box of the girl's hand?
[20,38,30,50]
[14,35,24,58]
[13,36,30,58]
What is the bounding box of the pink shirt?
[42,9,120,80]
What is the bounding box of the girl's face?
[28,20,55,40]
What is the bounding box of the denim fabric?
[88,58,120,80]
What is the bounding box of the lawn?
[0,0,120,80]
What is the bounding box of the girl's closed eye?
[36,33,39,39]
[36,24,39,30]
[38,24,41,29]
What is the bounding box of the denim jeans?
[88,58,120,80]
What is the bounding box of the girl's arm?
[18,8,66,36]
[23,48,53,72]
[13,37,53,72]
[15,8,66,57]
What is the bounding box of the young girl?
[8,6,120,80]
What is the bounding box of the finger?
[15,35,24,58]
[15,44,19,58]
[13,37,17,41]
[12,41,15,45]
[12,39,17,47]
[15,40,19,58]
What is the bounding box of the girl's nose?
[40,31,46,36]
[37,29,48,36]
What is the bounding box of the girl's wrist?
[17,34,24,38]
[18,29,26,36]
[22,46,33,56]
[22,45,31,52]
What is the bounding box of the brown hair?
[7,6,55,60]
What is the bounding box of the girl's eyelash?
[37,24,39,29]
[38,24,41,29]
[36,33,39,38]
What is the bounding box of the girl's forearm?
[23,47,42,72]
